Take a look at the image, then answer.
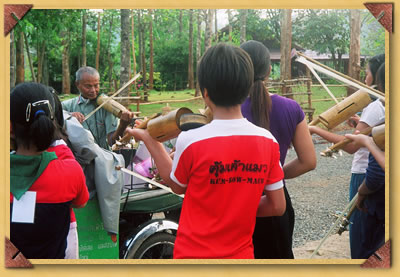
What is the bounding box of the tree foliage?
[293,9,350,70]
[14,8,385,93]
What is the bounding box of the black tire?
[133,233,175,259]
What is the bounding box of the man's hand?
[355,193,367,212]
[71,112,85,123]
[120,110,135,124]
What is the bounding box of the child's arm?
[256,187,286,217]
[345,133,385,170]
[309,121,370,154]
[283,118,316,179]
[125,127,186,195]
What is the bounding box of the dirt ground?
[293,232,350,259]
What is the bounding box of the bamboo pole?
[140,96,203,105]
[309,193,358,258]
[116,166,184,198]
[296,51,384,99]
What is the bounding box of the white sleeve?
[359,100,385,127]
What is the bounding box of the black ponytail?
[240,40,272,130]
[250,80,271,129]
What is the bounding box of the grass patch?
[291,85,348,116]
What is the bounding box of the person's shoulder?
[271,94,300,107]
[362,99,385,115]
[62,96,79,107]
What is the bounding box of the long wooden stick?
[140,96,203,106]
[116,166,184,198]
[309,193,358,258]
[299,57,339,104]
[83,73,141,122]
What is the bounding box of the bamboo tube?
[372,124,385,151]
[179,113,209,131]
[147,107,193,142]
[96,94,130,118]
[317,90,372,129]
[308,118,320,126]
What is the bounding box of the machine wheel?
[133,233,175,259]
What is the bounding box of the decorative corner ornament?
[4,237,33,268]
[4,4,33,36]
[364,3,393,33]
[361,240,391,268]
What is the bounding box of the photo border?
[1,0,398,275]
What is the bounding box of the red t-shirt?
[10,142,89,259]
[47,141,85,223]
[170,118,284,259]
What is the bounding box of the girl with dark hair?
[241,40,316,259]
[10,82,89,259]
[309,54,385,258]
[345,62,386,258]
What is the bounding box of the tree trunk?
[61,30,70,94]
[96,12,101,71]
[179,10,183,37]
[240,9,247,44]
[138,11,142,74]
[204,9,212,51]
[37,42,45,83]
[140,11,147,101]
[10,30,16,89]
[16,30,24,85]
[348,9,361,96]
[227,9,232,42]
[23,33,36,82]
[131,10,137,92]
[214,9,218,42]
[42,54,49,86]
[195,10,202,96]
[107,13,114,92]
[82,10,87,67]
[120,9,131,105]
[149,9,154,90]
[188,9,194,90]
[280,9,292,98]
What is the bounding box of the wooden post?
[306,68,313,122]
[280,9,293,99]
[96,12,101,71]
[348,9,361,96]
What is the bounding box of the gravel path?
[285,132,354,248]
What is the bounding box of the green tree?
[293,9,350,71]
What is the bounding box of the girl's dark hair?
[376,62,385,93]
[11,82,56,152]
[197,43,254,107]
[368,54,385,86]
[48,86,68,141]
[240,40,272,130]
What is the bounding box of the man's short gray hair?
[76,66,100,82]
